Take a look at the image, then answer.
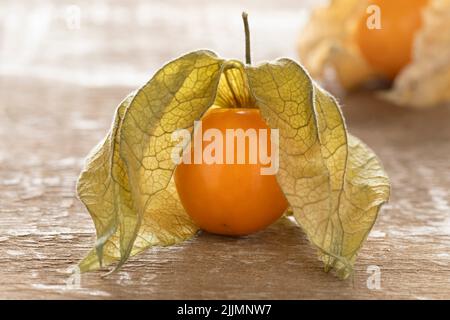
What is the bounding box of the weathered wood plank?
[0,78,449,299]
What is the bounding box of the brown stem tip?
[242,12,251,65]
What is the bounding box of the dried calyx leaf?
[246,60,389,278]
[381,0,450,107]
[77,51,224,272]
[77,50,389,279]
[298,0,450,108]
[297,0,375,89]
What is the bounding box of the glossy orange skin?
[174,108,288,236]
[355,0,428,79]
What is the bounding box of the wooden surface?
[0,0,449,300]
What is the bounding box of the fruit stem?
[242,12,251,65]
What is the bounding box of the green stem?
[242,12,251,65]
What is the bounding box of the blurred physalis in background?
[298,0,450,108]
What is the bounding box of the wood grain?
[0,0,449,300]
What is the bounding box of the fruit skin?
[355,0,428,79]
[174,108,288,236]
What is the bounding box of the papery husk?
[298,0,450,108]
